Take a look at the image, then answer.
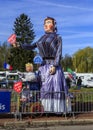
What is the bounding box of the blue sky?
[0,0,93,56]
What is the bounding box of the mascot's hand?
[12,42,20,48]
[49,66,56,75]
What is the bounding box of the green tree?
[13,13,35,44]
[0,42,10,70]
[8,13,35,71]
[61,54,73,71]
[72,47,93,73]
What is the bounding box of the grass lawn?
[69,86,93,102]
[69,86,93,92]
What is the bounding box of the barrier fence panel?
[11,90,72,119]
[71,92,93,114]
[1,89,93,120]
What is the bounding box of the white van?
[76,73,93,87]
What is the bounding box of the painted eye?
[47,21,51,24]
[45,20,52,25]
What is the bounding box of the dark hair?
[44,16,57,32]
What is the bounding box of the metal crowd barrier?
[71,91,93,113]
[1,89,93,120]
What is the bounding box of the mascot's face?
[44,19,54,32]
[26,66,33,72]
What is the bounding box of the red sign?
[8,34,16,44]
[13,81,22,93]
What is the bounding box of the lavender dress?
[21,32,71,113]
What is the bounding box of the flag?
[3,62,13,70]
[8,34,16,44]
[67,68,73,74]
[67,68,74,80]
[13,81,22,93]
[68,73,73,80]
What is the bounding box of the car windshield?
[0,73,6,77]
[7,75,19,80]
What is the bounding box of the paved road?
[25,125,93,130]
[0,125,93,130]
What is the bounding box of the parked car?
[0,71,6,81]
[0,71,21,89]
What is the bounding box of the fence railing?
[1,89,93,120]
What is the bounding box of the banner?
[0,91,11,113]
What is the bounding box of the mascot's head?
[44,16,57,32]
[25,63,33,72]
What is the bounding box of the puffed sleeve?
[21,42,37,50]
[20,35,44,50]
[53,35,62,66]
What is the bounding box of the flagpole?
[3,53,8,88]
